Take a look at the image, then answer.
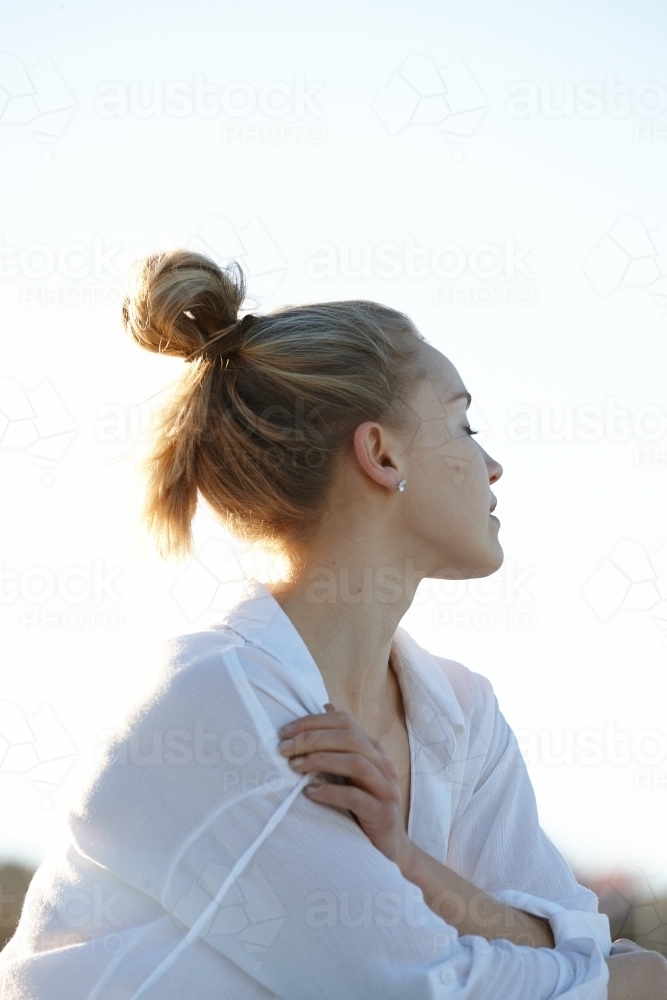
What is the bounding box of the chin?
[465,536,505,578]
[488,543,505,574]
[430,543,504,581]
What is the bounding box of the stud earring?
[397,478,407,492]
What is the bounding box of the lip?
[489,500,497,513]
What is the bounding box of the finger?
[278,727,397,781]
[279,710,354,739]
[279,711,381,753]
[288,750,396,799]
[278,712,399,784]
[303,776,383,819]
[280,727,362,757]
[361,735,399,781]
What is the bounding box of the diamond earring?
[397,478,407,493]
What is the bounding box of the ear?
[352,422,403,491]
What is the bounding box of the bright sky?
[1,0,666,896]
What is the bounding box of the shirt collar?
[391,626,466,772]
[216,578,466,753]
[215,578,330,714]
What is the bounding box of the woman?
[2,251,665,999]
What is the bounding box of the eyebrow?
[450,391,472,410]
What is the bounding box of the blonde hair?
[122,249,427,560]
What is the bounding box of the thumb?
[324,702,336,712]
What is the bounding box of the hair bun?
[122,250,247,360]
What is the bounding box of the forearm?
[402,843,555,948]
[605,952,667,999]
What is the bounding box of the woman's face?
[397,343,503,581]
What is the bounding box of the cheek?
[408,447,489,529]
[410,431,480,492]
[410,418,452,451]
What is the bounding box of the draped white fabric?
[1,579,612,999]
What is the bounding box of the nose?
[484,448,503,484]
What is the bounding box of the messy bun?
[121,250,246,362]
[122,248,427,560]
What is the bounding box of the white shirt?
[1,579,612,999]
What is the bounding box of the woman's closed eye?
[466,426,479,436]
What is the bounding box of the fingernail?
[278,739,293,753]
[289,755,304,767]
[280,722,296,737]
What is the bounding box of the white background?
[1,0,666,897]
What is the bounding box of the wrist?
[397,837,422,885]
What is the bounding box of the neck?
[268,539,423,735]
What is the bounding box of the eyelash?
[466,426,479,437]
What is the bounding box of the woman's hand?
[276,705,555,948]
[277,706,557,950]
[278,704,415,875]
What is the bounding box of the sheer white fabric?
[1,579,612,999]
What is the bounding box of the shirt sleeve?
[444,671,612,958]
[68,638,611,1000]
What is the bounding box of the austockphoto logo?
[372,52,488,159]
[582,215,667,311]
[0,376,77,484]
[583,539,667,644]
[0,559,125,631]
[94,74,326,144]
[0,234,125,308]
[170,539,267,623]
[94,719,288,780]
[594,865,667,954]
[506,398,667,468]
[304,236,537,308]
[173,861,287,967]
[507,75,667,121]
[415,560,537,633]
[48,883,125,933]
[0,700,77,806]
[94,399,159,445]
[516,721,667,769]
[94,396,326,453]
[304,885,521,939]
[0,53,77,153]
[301,561,537,633]
[189,215,288,305]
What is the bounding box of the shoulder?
[434,656,509,768]
[453,659,517,751]
[114,626,276,723]
[72,626,276,791]
[428,653,524,795]
[396,628,513,783]
[146,625,248,685]
[68,626,286,869]
[432,652,498,720]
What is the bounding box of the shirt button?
[439,968,456,986]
